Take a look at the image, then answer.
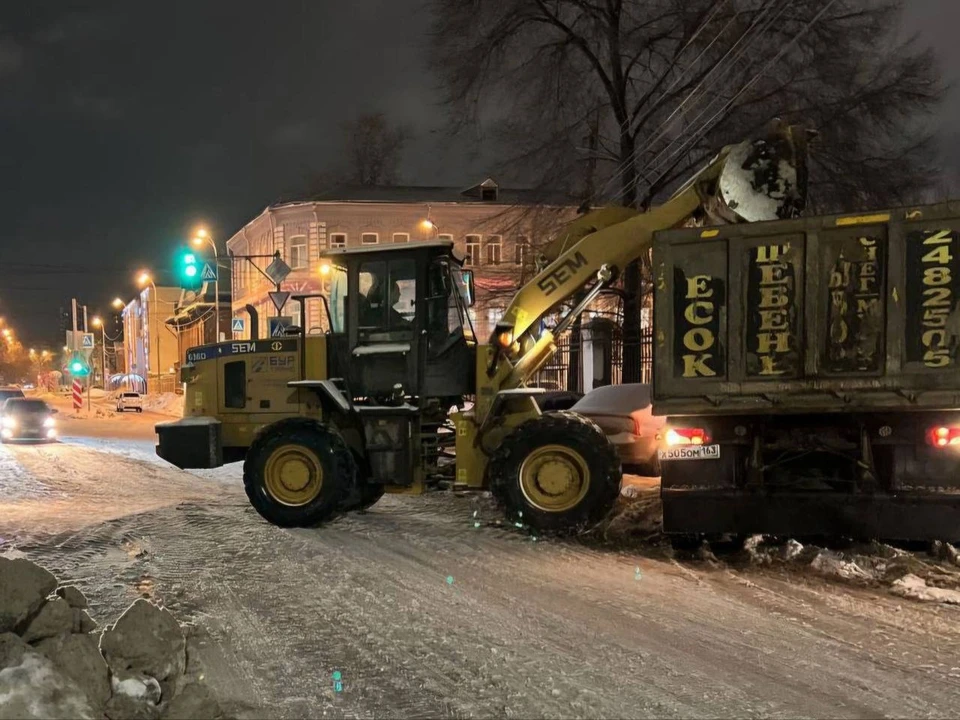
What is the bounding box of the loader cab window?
[223,360,246,409]
[358,258,417,341]
[427,259,475,354]
[327,265,347,333]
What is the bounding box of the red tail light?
[927,426,960,448]
[665,427,710,446]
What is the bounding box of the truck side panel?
[653,201,960,416]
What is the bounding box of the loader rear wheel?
[489,411,622,535]
[243,418,356,528]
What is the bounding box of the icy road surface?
[1,409,960,718]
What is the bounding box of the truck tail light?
[927,426,960,448]
[665,427,710,446]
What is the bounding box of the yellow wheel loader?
[156,123,811,534]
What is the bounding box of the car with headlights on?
[1,398,58,442]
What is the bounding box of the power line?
[639,0,836,194]
[630,0,795,194]
[595,0,786,205]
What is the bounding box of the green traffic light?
[184,253,196,264]
[71,361,83,373]
[185,265,198,277]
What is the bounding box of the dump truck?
[156,123,811,535]
[654,201,960,542]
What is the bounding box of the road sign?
[81,333,95,349]
[265,257,292,285]
[231,317,245,334]
[201,262,218,282]
[269,316,293,338]
[268,291,291,313]
[72,380,82,410]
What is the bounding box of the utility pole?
[82,304,91,412]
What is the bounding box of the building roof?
[270,178,578,209]
[319,239,456,259]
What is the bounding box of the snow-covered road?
[2,416,960,718]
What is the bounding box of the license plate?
[658,444,721,461]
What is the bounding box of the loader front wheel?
[489,411,622,535]
[244,418,356,528]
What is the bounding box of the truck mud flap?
[661,490,960,543]
[155,417,223,470]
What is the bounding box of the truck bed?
[652,200,960,416]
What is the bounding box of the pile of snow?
[0,556,224,719]
[141,393,184,417]
[738,535,960,604]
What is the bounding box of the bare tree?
[342,113,408,186]
[428,0,944,382]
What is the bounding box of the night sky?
[0,0,956,346]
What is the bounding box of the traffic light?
[178,248,201,291]
[68,353,90,377]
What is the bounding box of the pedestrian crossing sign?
[201,262,218,282]
[231,317,245,334]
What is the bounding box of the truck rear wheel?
[243,418,356,528]
[488,411,622,535]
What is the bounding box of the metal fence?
[530,324,652,393]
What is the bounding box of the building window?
[393,233,409,243]
[438,233,453,242]
[486,235,502,265]
[330,233,347,249]
[288,235,307,270]
[464,235,481,267]
[361,232,378,245]
[516,236,529,266]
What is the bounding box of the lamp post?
[137,272,161,394]
[192,227,220,343]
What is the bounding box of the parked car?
[0,387,25,404]
[1,398,58,442]
[534,390,583,412]
[116,392,144,413]
[570,383,664,476]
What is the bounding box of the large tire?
[488,411,622,535]
[357,484,385,511]
[243,418,356,528]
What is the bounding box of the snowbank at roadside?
[0,554,224,719]
[141,393,184,417]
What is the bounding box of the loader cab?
[321,240,477,403]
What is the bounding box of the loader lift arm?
[480,123,811,421]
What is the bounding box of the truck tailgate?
[652,201,960,415]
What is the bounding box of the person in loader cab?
[363,276,411,329]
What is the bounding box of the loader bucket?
[717,123,812,223]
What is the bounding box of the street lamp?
[137,271,161,394]
[112,297,124,310]
[91,317,108,388]
[191,226,221,343]
[420,218,440,238]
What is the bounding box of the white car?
[116,392,143,413]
